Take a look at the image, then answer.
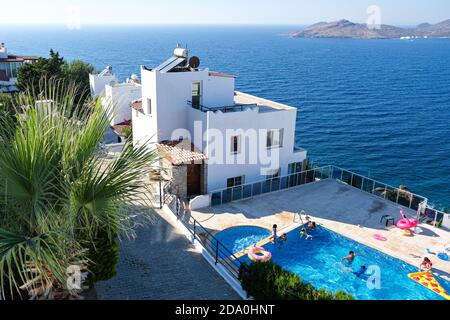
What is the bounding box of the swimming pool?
[241,226,450,300]
[214,226,270,255]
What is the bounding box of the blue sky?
[2,0,449,26]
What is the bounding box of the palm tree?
[0,79,159,299]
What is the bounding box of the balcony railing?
[187,100,257,113]
[165,194,243,280]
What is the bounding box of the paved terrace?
[192,179,450,281]
[95,208,240,300]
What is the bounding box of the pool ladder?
[294,210,307,224]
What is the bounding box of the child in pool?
[419,257,433,273]
[300,228,313,240]
[340,251,363,266]
[354,265,367,277]
[307,221,317,230]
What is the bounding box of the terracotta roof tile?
[157,140,207,165]
[131,99,143,111]
[0,55,39,63]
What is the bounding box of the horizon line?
[0,20,446,28]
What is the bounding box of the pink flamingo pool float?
[396,210,418,230]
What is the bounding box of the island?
[288,19,450,39]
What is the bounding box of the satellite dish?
[189,56,201,69]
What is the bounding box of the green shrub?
[84,229,120,283]
[239,261,354,300]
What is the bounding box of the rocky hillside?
[288,19,450,39]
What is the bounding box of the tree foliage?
[17,50,95,104]
[0,80,159,299]
[239,261,354,300]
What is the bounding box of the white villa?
[131,48,307,197]
[89,66,141,127]
[0,43,38,93]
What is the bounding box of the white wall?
[190,195,211,210]
[135,69,158,147]
[187,107,208,151]
[205,107,307,192]
[139,69,235,143]
[89,74,118,97]
[104,83,141,125]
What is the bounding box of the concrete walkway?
[95,209,241,300]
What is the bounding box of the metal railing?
[329,165,428,213]
[209,165,449,229]
[210,166,331,207]
[165,194,244,280]
[329,166,449,228]
[187,100,257,113]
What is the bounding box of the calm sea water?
[1,25,449,209]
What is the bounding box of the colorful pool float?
[437,253,449,261]
[396,210,418,231]
[248,246,272,263]
[373,234,387,241]
[408,272,450,300]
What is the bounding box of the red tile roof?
[157,140,207,165]
[131,99,143,111]
[0,55,39,63]
[111,120,131,136]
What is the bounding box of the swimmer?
[307,221,317,230]
[419,257,433,273]
[340,251,363,266]
[354,265,367,278]
[279,233,287,243]
[300,228,313,240]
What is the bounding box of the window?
[230,135,241,154]
[192,81,202,109]
[288,162,303,175]
[135,109,139,118]
[266,129,283,149]
[227,176,245,188]
[146,98,152,115]
[266,169,281,181]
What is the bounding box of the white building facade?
[89,66,141,126]
[0,43,38,93]
[132,48,307,197]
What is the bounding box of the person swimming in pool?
[307,221,316,230]
[419,257,433,273]
[340,251,363,266]
[300,228,313,240]
[279,233,287,243]
[354,264,367,278]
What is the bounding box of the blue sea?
[1,25,449,209]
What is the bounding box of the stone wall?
[171,165,187,198]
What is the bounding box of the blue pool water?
[240,226,450,300]
[214,226,270,254]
